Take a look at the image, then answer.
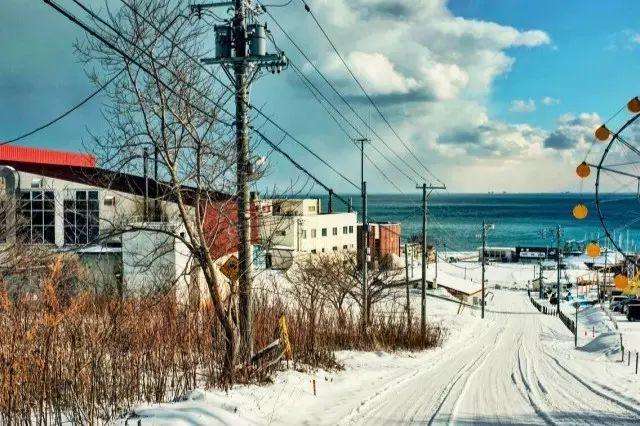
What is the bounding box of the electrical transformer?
[248,24,267,57]
[214,25,232,59]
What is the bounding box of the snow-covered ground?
[119,289,640,425]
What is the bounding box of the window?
[321,228,327,237]
[321,248,325,253]
[301,229,307,239]
[19,190,55,244]
[343,245,348,250]
[308,205,316,212]
[332,227,337,236]
[311,229,317,238]
[64,190,99,245]
[311,249,316,254]
[349,226,354,234]
[343,226,348,234]
[332,246,337,251]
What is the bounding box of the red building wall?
[203,199,260,260]
[379,223,401,258]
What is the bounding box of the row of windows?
[310,244,355,254]
[18,190,100,245]
[301,225,354,239]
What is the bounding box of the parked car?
[609,295,627,309]
[627,304,640,321]
[622,299,640,314]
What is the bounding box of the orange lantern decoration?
[614,274,629,290]
[576,162,590,178]
[572,203,588,220]
[595,125,611,141]
[628,97,640,114]
[586,242,601,258]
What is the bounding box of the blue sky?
[2,0,640,193]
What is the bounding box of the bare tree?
[75,0,251,382]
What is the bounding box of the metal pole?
[575,306,578,348]
[539,260,543,299]
[234,0,254,361]
[328,189,334,213]
[359,137,368,329]
[434,245,438,287]
[362,181,368,328]
[603,247,609,302]
[556,225,561,315]
[420,183,427,340]
[404,243,411,331]
[143,147,149,222]
[481,220,486,319]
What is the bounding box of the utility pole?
[416,183,446,341]
[556,225,561,315]
[603,246,609,302]
[481,220,486,319]
[143,147,149,222]
[404,243,411,331]
[233,0,253,360]
[357,138,369,329]
[538,260,543,299]
[197,0,287,361]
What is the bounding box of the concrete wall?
[260,210,357,254]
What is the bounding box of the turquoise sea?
[319,193,640,252]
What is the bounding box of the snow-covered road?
[345,291,640,425]
[125,290,640,425]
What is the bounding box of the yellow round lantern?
[628,97,640,114]
[595,125,611,141]
[572,203,588,220]
[614,274,629,290]
[586,242,601,258]
[576,162,590,178]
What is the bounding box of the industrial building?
[0,144,244,297]
[358,221,402,268]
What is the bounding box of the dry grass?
[0,283,444,424]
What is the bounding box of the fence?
[529,295,575,334]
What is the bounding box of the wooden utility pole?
[538,260,543,299]
[481,220,486,319]
[358,138,369,329]
[232,0,254,361]
[556,225,561,315]
[404,243,411,330]
[416,183,446,341]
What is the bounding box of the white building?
[0,145,238,298]
[259,198,357,268]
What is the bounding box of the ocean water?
[319,193,640,252]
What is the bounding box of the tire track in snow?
[545,352,640,418]
[338,319,497,425]
[514,336,555,425]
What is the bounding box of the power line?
[4,71,121,144]
[278,44,405,192]
[259,2,424,184]
[298,0,444,186]
[57,0,359,192]
[108,0,360,191]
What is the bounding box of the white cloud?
[541,96,560,106]
[543,113,601,151]
[276,0,556,191]
[510,99,536,113]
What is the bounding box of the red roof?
[0,144,96,167]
